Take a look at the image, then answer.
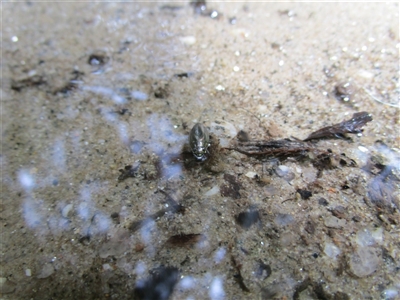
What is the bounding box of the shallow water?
[2,2,399,299]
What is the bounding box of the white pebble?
[37,263,54,279]
[61,204,73,218]
[324,216,346,229]
[349,247,380,277]
[323,242,341,258]
[131,91,148,101]
[205,185,220,197]
[180,36,196,45]
[245,171,257,178]
[25,269,32,277]
[215,85,225,91]
[357,69,374,79]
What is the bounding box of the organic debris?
[231,256,250,292]
[304,112,372,141]
[166,233,205,248]
[118,164,140,181]
[226,138,316,157]
[173,72,194,78]
[220,173,242,199]
[11,75,46,91]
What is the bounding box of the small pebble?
[37,263,54,279]
[318,198,329,206]
[324,216,346,229]
[274,165,295,181]
[180,36,196,45]
[330,205,346,219]
[274,213,294,226]
[236,209,260,229]
[245,171,258,179]
[61,204,73,218]
[215,85,225,91]
[324,242,341,258]
[296,189,312,200]
[0,277,16,294]
[349,247,380,277]
[131,91,148,101]
[204,185,220,197]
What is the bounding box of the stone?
[348,247,380,277]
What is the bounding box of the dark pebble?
[297,189,312,200]
[318,198,329,206]
[134,266,179,300]
[236,210,260,229]
[330,206,346,219]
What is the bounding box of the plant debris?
[53,69,84,95]
[118,164,140,182]
[11,74,46,91]
[231,256,250,292]
[173,72,194,78]
[225,112,371,172]
[304,112,372,141]
[220,174,242,199]
[166,233,205,248]
[236,130,250,142]
[226,138,322,158]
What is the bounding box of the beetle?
[189,123,210,161]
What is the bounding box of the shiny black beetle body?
[189,123,210,161]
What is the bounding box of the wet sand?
[2,2,399,299]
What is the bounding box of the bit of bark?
[304,220,315,234]
[236,130,250,142]
[173,72,194,78]
[304,112,372,141]
[231,256,250,292]
[11,75,46,91]
[330,206,346,219]
[220,174,242,199]
[166,234,205,248]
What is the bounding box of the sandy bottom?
[1,2,399,299]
